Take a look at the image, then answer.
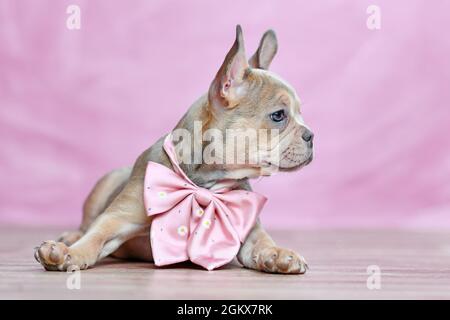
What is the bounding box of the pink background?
[1,0,449,229]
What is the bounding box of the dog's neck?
[171,95,253,190]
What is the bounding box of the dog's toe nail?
[34,250,41,263]
[299,262,307,274]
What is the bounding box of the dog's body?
[35,26,314,274]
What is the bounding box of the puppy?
[35,26,314,274]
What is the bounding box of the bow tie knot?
[194,187,214,206]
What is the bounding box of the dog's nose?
[302,129,314,143]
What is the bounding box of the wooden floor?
[1,226,449,299]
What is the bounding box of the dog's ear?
[248,30,278,70]
[209,25,249,108]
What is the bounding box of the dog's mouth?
[278,153,313,172]
[259,153,313,174]
[303,153,314,166]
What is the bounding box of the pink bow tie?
[144,134,267,270]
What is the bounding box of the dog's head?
[205,26,313,178]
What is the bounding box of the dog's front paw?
[34,241,86,271]
[252,246,308,274]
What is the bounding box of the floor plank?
[1,226,449,299]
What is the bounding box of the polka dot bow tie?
[144,134,267,270]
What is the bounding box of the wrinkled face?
[207,26,313,177]
[231,69,313,172]
[242,69,313,170]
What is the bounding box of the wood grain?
[1,226,449,299]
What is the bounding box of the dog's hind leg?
[35,138,167,271]
[57,167,132,246]
[35,173,152,271]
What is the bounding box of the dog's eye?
[270,110,286,122]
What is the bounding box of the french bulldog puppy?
[35,26,314,274]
